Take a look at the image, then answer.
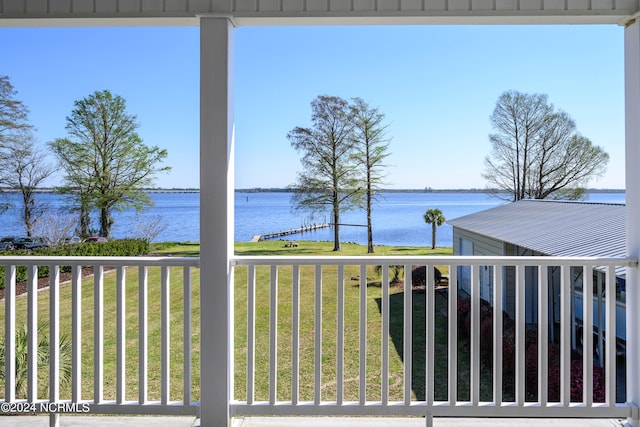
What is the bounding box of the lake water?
[0,191,626,246]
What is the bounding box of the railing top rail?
[0,256,200,268]
[231,255,638,267]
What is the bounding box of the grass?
[1,240,468,405]
[234,240,452,257]
[231,241,455,402]
[150,241,201,257]
[150,240,452,257]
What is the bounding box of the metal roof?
[447,199,626,258]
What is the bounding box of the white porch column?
[200,16,235,427]
[625,18,640,427]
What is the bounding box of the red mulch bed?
[0,266,107,301]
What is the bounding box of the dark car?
[13,236,49,250]
[83,236,108,243]
[0,236,16,251]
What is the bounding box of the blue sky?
[1,23,626,189]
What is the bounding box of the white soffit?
[0,0,639,26]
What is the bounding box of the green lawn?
[150,240,452,257]
[1,241,478,405]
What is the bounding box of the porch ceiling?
[0,0,638,26]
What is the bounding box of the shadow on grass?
[375,289,451,402]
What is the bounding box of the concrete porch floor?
[232,417,625,427]
[0,416,625,426]
[0,416,197,426]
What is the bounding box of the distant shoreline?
[233,188,625,194]
[1,187,626,194]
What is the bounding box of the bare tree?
[0,75,33,214]
[0,133,54,236]
[32,211,78,246]
[132,213,167,242]
[288,95,361,251]
[483,90,609,201]
[0,75,32,143]
[351,98,391,253]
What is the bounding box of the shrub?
[457,294,608,403]
[457,297,471,336]
[411,265,443,286]
[0,239,150,290]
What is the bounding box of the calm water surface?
[0,191,625,246]
[235,191,626,247]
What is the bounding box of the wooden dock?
[251,223,331,242]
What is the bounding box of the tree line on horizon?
[0,75,170,241]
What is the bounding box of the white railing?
[1,254,638,425]
[230,255,637,421]
[0,256,200,421]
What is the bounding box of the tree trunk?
[333,203,341,252]
[79,199,90,237]
[367,181,374,254]
[22,188,33,237]
[333,210,342,251]
[100,207,113,238]
[431,223,436,249]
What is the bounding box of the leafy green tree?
[288,95,361,251]
[351,98,391,254]
[483,90,609,201]
[423,208,445,249]
[48,139,94,237]
[49,90,170,238]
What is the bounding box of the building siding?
[453,228,504,257]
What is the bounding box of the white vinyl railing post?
[139,266,149,404]
[27,265,38,401]
[359,264,367,405]
[161,266,170,405]
[292,265,301,405]
[4,264,16,402]
[537,266,548,406]
[71,265,82,402]
[403,264,412,405]
[116,266,126,404]
[94,265,104,404]
[200,15,236,427]
[49,265,60,427]
[625,17,640,427]
[183,266,193,406]
[381,264,389,405]
[493,265,504,405]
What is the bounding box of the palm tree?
[374,264,404,284]
[0,322,72,398]
[423,208,446,249]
